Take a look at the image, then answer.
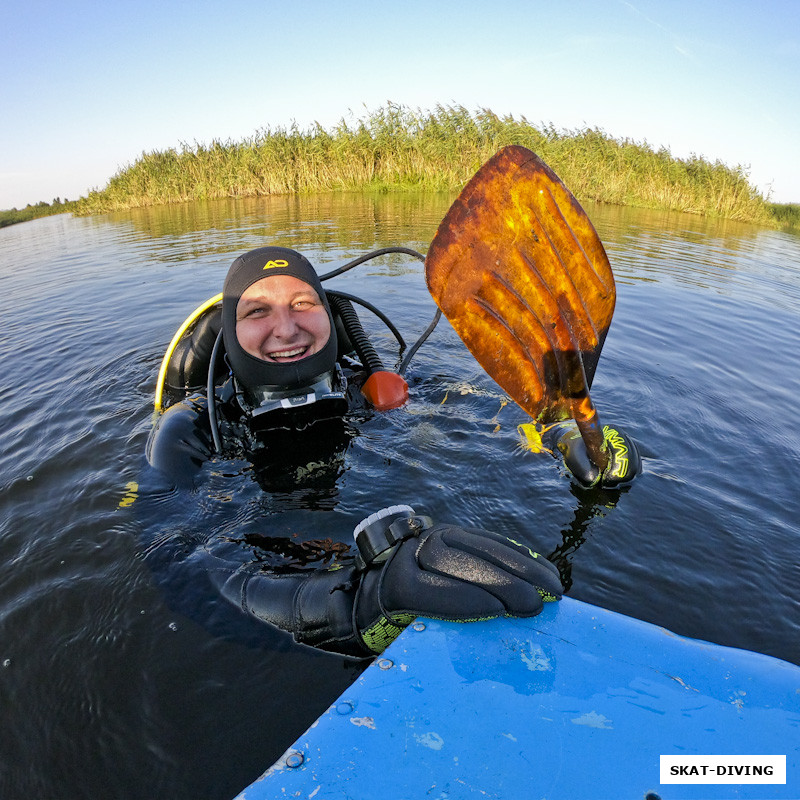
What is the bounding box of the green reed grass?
[767,202,800,231]
[0,198,79,229]
[66,104,773,224]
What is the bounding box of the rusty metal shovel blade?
[425,145,616,467]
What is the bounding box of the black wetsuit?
[139,245,564,659]
[144,361,395,659]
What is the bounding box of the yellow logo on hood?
[263,259,289,269]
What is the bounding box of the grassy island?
[3,105,798,229]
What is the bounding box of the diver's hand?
[545,421,640,488]
[353,506,562,653]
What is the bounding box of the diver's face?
[235,275,331,363]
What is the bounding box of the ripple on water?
[2,199,800,799]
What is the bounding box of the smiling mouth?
[264,346,310,363]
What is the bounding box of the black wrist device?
[353,505,433,570]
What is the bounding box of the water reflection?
[546,482,626,592]
[101,191,456,264]
[592,202,800,313]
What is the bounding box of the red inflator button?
[361,371,409,410]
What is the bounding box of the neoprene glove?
[544,421,641,488]
[214,506,561,657]
[353,506,563,653]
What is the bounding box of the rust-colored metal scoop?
[425,145,615,469]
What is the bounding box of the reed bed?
[0,198,79,229]
[14,105,790,226]
[767,202,800,230]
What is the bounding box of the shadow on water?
[1,196,799,799]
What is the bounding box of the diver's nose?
[271,306,299,339]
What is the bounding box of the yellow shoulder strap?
[154,293,223,412]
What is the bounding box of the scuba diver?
[146,246,567,658]
[144,147,640,661]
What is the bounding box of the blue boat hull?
[236,597,800,799]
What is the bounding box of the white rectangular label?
[660,755,786,784]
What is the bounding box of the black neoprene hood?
[222,246,338,400]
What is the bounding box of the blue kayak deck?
[236,597,800,799]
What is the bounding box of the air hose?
[319,246,439,378]
[327,294,385,373]
[318,246,426,282]
[207,328,225,453]
[327,292,408,410]
[319,246,441,408]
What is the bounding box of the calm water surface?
[1,194,799,799]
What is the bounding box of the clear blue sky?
[2,0,798,209]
